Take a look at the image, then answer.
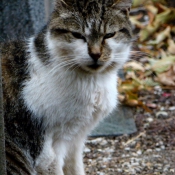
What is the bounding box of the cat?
[1,0,133,174]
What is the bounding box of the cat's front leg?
[63,139,86,175]
[53,141,68,175]
[35,135,55,174]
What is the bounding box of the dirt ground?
[84,88,175,175]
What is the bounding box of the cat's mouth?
[87,63,102,69]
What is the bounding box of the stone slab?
[90,105,137,137]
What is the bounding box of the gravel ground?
[84,87,175,175]
[84,135,175,175]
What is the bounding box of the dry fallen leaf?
[139,23,159,42]
[148,26,171,44]
[132,0,145,8]
[129,15,145,29]
[168,39,175,55]
[155,8,175,25]
[149,56,175,74]
[124,61,145,72]
[155,63,175,86]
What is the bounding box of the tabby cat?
[1,0,133,174]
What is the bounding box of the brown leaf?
[155,8,175,25]
[148,26,171,44]
[155,63,175,86]
[124,61,145,72]
[130,15,145,29]
[168,39,175,55]
[146,5,158,24]
[150,56,175,74]
[139,23,159,42]
[126,99,139,106]
[132,0,145,8]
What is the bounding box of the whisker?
[129,51,150,60]
[69,64,80,74]
[65,62,78,72]
[49,60,77,75]
[28,58,75,75]
[130,51,150,57]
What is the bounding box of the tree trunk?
[0,0,45,42]
[0,53,6,175]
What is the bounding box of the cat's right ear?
[112,0,133,17]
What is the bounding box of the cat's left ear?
[54,0,74,8]
[112,0,132,17]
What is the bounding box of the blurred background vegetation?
[118,0,175,109]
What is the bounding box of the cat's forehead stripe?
[84,19,104,35]
[85,27,91,35]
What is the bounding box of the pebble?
[137,150,142,155]
[122,154,126,158]
[144,123,150,128]
[124,147,131,151]
[103,157,111,162]
[104,148,114,153]
[169,106,175,111]
[117,168,123,173]
[170,169,175,173]
[100,140,108,146]
[160,107,165,111]
[146,117,154,122]
[159,141,164,145]
[154,164,163,168]
[122,162,130,168]
[155,148,161,152]
[146,103,157,108]
[156,111,169,119]
[97,172,104,175]
[161,145,165,150]
[146,149,153,153]
[132,152,138,157]
[153,154,161,158]
[131,162,140,166]
[154,86,162,91]
[84,147,91,153]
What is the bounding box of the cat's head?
[47,0,133,73]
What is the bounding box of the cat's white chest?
[22,64,117,139]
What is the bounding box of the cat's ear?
[112,0,132,16]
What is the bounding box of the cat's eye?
[72,32,86,41]
[104,32,116,39]
[119,28,130,36]
[53,28,69,34]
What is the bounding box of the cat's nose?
[89,53,101,62]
